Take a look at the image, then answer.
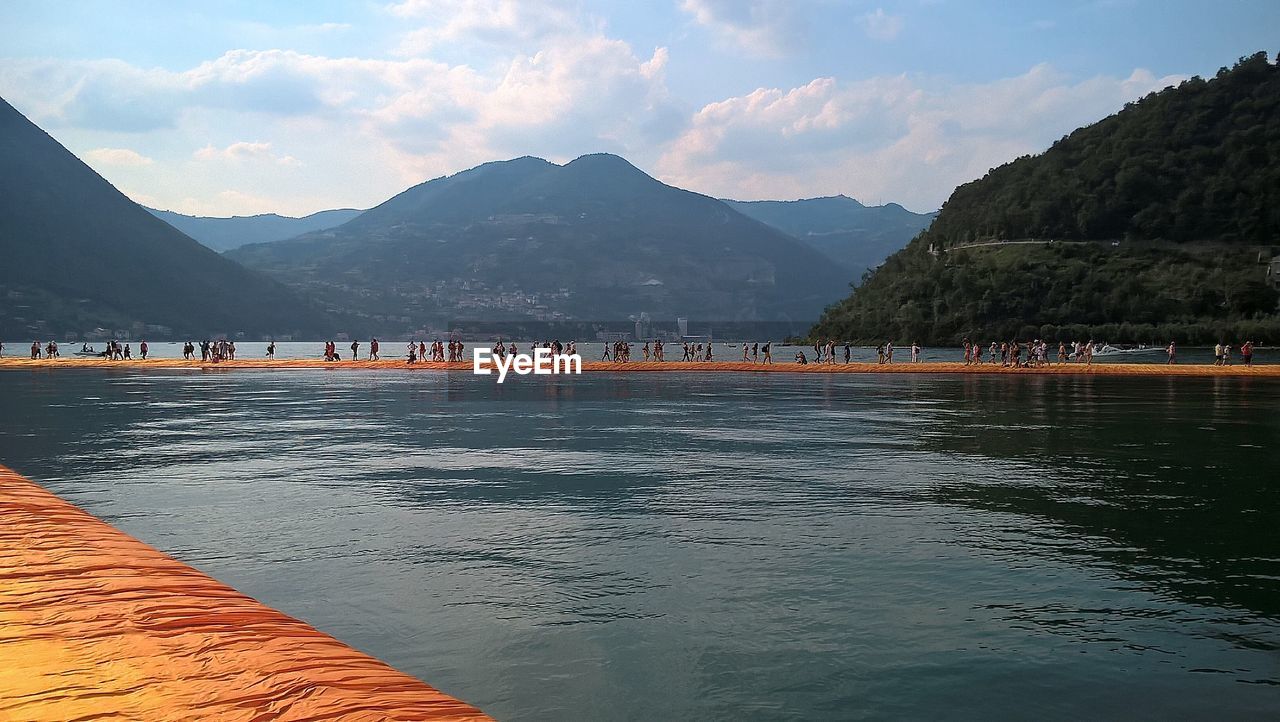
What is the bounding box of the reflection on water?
[1,370,1278,720]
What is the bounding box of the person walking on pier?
[140,340,148,360]
[1242,340,1254,366]
[350,340,360,361]
[1166,341,1177,364]
[844,342,852,364]
[266,341,276,360]
[370,338,380,360]
[912,342,921,363]
[885,341,894,364]
[762,341,772,364]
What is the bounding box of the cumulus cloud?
[862,9,904,41]
[0,58,184,132]
[194,141,300,166]
[0,10,680,215]
[656,65,1184,211]
[157,190,284,217]
[298,22,351,33]
[83,147,154,166]
[679,0,805,57]
[390,0,586,55]
[0,3,1189,218]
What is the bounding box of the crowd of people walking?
[3,338,1264,367]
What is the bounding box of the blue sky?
[1,1,1274,215]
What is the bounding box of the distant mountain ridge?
[724,195,935,278]
[229,153,855,330]
[812,52,1280,345]
[0,96,332,339]
[148,208,363,252]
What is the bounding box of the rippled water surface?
[2,369,1278,720]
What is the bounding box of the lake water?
[1,369,1278,720]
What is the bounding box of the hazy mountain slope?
[147,208,363,252]
[0,97,332,339]
[724,195,935,278]
[810,52,1280,345]
[230,154,854,329]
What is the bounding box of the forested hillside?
[148,208,362,252]
[812,53,1280,344]
[724,196,934,277]
[0,97,333,339]
[230,154,852,328]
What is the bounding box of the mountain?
[229,153,854,331]
[724,195,935,278]
[147,208,363,252]
[0,97,332,339]
[812,52,1280,345]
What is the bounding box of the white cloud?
[389,0,586,55]
[679,0,804,57]
[83,147,154,166]
[193,141,300,166]
[862,8,904,41]
[0,4,1190,218]
[0,11,679,215]
[656,65,1184,211]
[299,22,351,33]
[158,190,284,217]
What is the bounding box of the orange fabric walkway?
[0,465,490,722]
[1,356,1278,377]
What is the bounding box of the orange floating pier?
[1,356,1278,377]
[0,464,490,722]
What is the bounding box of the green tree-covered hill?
[812,52,1280,345]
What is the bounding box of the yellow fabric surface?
[0,466,491,722]
[1,356,1277,376]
